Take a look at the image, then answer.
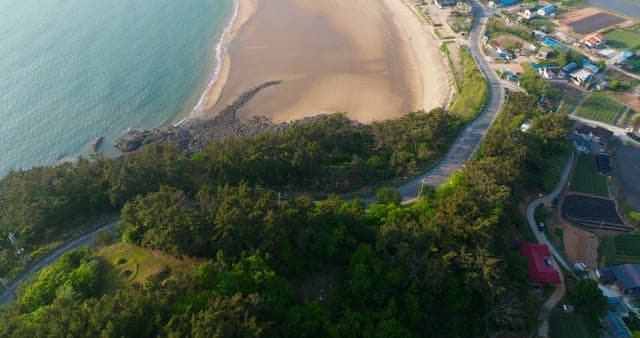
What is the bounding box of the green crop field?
[550,312,596,338]
[601,235,640,266]
[569,154,609,197]
[574,93,624,125]
[604,29,640,52]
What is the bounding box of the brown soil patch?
[613,91,640,112]
[559,220,599,269]
[557,7,634,36]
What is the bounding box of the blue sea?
[0,0,234,177]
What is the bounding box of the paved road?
[397,0,505,202]
[0,220,119,304]
[526,153,575,338]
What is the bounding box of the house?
[597,264,640,296]
[569,68,594,86]
[489,41,513,59]
[538,66,564,79]
[573,138,590,153]
[608,297,629,316]
[537,5,557,17]
[520,119,532,132]
[583,33,606,49]
[613,50,635,65]
[606,311,632,338]
[520,7,538,20]
[583,59,600,73]
[521,243,561,284]
[562,62,578,73]
[435,0,458,8]
[575,125,614,145]
[537,47,553,59]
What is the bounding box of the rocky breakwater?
[114,81,282,154]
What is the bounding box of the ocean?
[0,0,234,177]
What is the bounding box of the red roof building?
[521,243,561,284]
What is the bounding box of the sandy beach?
[205,0,449,123]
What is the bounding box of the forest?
[0,109,461,278]
[0,93,572,337]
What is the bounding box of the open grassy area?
[574,93,624,125]
[569,154,609,197]
[541,150,572,193]
[605,28,640,52]
[449,48,488,120]
[600,235,640,266]
[550,311,597,338]
[97,243,197,293]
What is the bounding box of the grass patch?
[554,85,585,115]
[625,56,640,75]
[574,93,624,125]
[600,235,640,266]
[449,48,489,121]
[569,154,609,197]
[540,150,571,193]
[97,243,197,293]
[604,29,640,52]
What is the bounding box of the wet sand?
[206,0,449,123]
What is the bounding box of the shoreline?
[201,0,450,123]
[202,0,257,114]
[176,0,257,126]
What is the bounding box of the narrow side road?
[397,0,505,202]
[526,153,575,337]
[0,220,119,305]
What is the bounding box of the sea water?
[0,0,234,177]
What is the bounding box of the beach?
[205,0,449,123]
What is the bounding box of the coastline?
[202,0,450,123]
[202,0,258,114]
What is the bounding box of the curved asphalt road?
[398,0,505,202]
[0,0,507,306]
[526,154,574,337]
[0,220,119,304]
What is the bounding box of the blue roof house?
[499,0,519,6]
[537,5,557,17]
[606,312,631,338]
[562,62,578,73]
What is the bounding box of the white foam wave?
[181,0,240,126]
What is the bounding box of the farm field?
[562,194,631,232]
[601,235,640,266]
[604,28,640,52]
[568,12,625,35]
[570,154,609,197]
[97,243,196,293]
[550,311,596,338]
[574,93,625,125]
[553,83,584,115]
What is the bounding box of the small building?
[608,297,629,316]
[573,138,590,153]
[537,5,557,17]
[562,62,578,73]
[583,33,607,49]
[435,0,458,8]
[539,66,564,79]
[613,50,635,65]
[606,311,632,338]
[521,243,561,284]
[537,47,553,59]
[569,68,594,86]
[575,125,614,146]
[520,7,538,20]
[520,119,532,132]
[489,41,513,59]
[597,264,640,296]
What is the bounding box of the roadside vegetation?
[0,92,571,337]
[569,154,609,197]
[574,92,625,125]
[550,311,596,338]
[449,47,489,120]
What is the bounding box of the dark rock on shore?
[113,80,335,154]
